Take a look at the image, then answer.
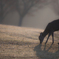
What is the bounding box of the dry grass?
[0,24,59,59]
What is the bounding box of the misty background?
[0,0,59,29]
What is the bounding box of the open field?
[0,24,59,59]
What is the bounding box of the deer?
[39,19,59,44]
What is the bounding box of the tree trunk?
[19,17,23,26]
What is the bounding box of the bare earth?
[0,24,59,59]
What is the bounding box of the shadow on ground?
[34,43,59,59]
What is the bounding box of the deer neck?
[42,31,48,37]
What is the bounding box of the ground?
[0,24,59,59]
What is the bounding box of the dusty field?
[0,24,59,59]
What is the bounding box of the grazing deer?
[39,19,59,44]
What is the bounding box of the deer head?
[39,32,44,44]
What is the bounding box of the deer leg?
[52,32,54,44]
[45,33,51,44]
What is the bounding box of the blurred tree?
[16,0,40,26]
[0,0,55,26]
[0,0,17,23]
[16,0,53,26]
